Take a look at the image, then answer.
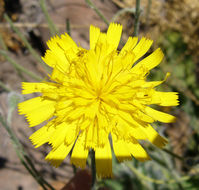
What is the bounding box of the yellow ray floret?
[18,22,179,178]
[18,97,56,127]
[71,132,89,168]
[95,138,113,178]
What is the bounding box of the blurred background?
[0,0,199,189]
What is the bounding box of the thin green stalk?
[66,19,71,36]
[149,153,168,168]
[0,115,23,150]
[0,116,39,181]
[13,141,48,190]
[133,0,141,36]
[0,50,42,81]
[112,8,136,23]
[24,155,55,190]
[22,157,48,190]
[72,164,77,174]
[162,148,184,161]
[159,149,184,190]
[39,0,60,36]
[146,0,152,27]
[85,0,109,26]
[127,163,165,184]
[0,116,55,190]
[4,14,49,71]
[0,32,8,50]
[91,149,96,190]
[0,80,12,92]
[126,162,190,185]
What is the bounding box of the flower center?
[95,86,103,99]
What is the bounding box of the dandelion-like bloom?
[18,23,179,177]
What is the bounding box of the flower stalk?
[91,149,97,189]
[0,50,42,81]
[85,0,109,26]
[39,0,60,36]
[4,14,49,72]
[133,0,141,36]
[0,116,55,190]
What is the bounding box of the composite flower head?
[18,23,179,178]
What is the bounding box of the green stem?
[24,155,55,190]
[0,116,45,188]
[145,0,152,27]
[126,162,190,185]
[91,149,96,190]
[0,50,42,81]
[159,150,184,190]
[133,0,141,36]
[39,0,60,36]
[85,0,109,26]
[4,14,49,71]
[112,8,136,23]
[162,148,184,161]
[22,158,48,190]
[149,153,168,168]
[66,19,71,36]
[14,141,49,190]
[72,164,77,174]
[0,80,12,92]
[0,116,55,190]
[0,32,8,50]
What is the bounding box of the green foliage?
[7,92,22,124]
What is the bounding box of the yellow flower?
[18,23,179,178]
